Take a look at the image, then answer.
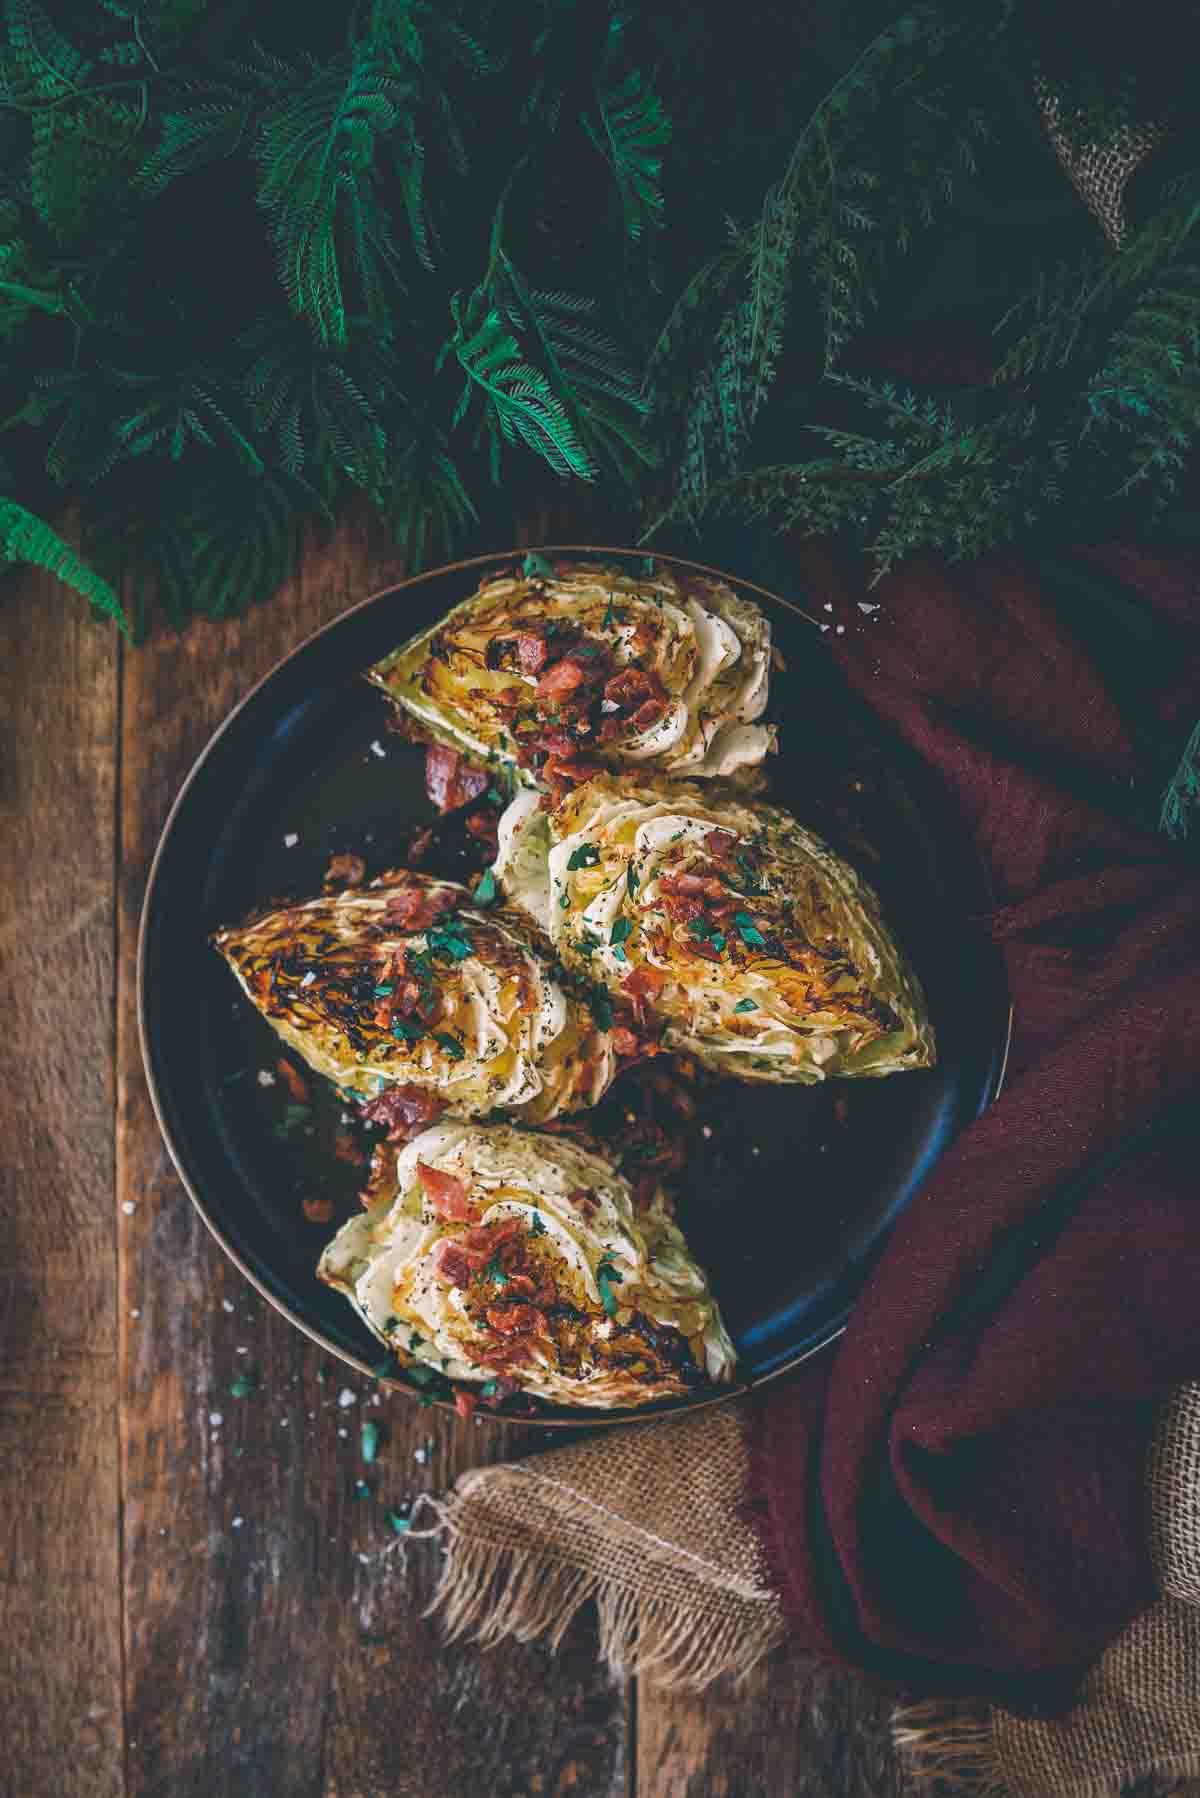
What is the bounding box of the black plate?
[139,546,1011,1425]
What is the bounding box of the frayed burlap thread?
[416,1405,785,1688]
[894,1381,1200,1798]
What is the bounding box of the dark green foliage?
[1161,716,1200,838]
[0,0,662,629]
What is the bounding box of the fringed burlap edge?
[893,1700,1011,1798]
[409,1409,787,1690]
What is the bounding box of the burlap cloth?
[414,1383,1200,1798]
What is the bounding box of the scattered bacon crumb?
[704,829,737,860]
[276,1059,310,1105]
[461,1217,525,1253]
[630,697,667,734]
[333,1132,366,1167]
[406,825,434,864]
[603,667,660,711]
[323,852,366,890]
[359,1085,444,1142]
[432,1239,483,1287]
[536,657,588,701]
[417,1160,475,1221]
[485,1304,542,1336]
[454,1390,478,1422]
[465,809,499,851]
[517,633,550,675]
[660,871,728,900]
[424,743,489,814]
[302,1196,335,1224]
[381,881,457,930]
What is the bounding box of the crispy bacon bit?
[704,829,737,860]
[417,1160,475,1221]
[333,1132,366,1167]
[465,809,499,851]
[276,1059,311,1106]
[517,633,551,675]
[323,851,366,890]
[424,744,490,815]
[544,753,605,797]
[461,1217,525,1253]
[432,1239,483,1287]
[612,1025,640,1058]
[359,1085,445,1142]
[485,1304,542,1336]
[661,871,728,900]
[631,698,666,733]
[603,667,659,711]
[302,1196,335,1223]
[381,881,457,930]
[406,825,434,864]
[536,657,588,701]
[454,1389,478,1422]
[623,964,667,1001]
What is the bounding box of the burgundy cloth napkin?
[746,543,1200,1708]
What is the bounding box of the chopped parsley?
[387,1511,410,1534]
[601,594,626,631]
[688,915,724,952]
[382,1316,402,1335]
[479,1379,498,1398]
[567,842,601,871]
[735,997,760,1013]
[626,863,639,896]
[353,1478,372,1500]
[373,982,394,997]
[612,944,627,962]
[530,1210,547,1237]
[391,1016,426,1042]
[587,984,614,1031]
[734,912,767,947]
[408,1331,423,1350]
[230,1370,259,1399]
[522,550,554,579]
[640,555,657,576]
[576,929,602,957]
[427,917,474,962]
[734,851,763,893]
[558,892,571,909]
[371,1354,399,1379]
[484,1254,508,1287]
[596,1255,622,1317]
[360,1421,380,1463]
[473,867,497,907]
[610,917,633,947]
[434,1030,466,1060]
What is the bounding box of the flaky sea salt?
[370,740,387,759]
[283,832,300,848]
[222,1299,235,1313]
[256,1070,276,1087]
[122,1201,136,1214]
[300,971,317,988]
[337,1388,357,1409]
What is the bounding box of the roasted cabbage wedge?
[318,1120,736,1407]
[213,872,616,1122]
[367,559,775,786]
[494,774,937,1084]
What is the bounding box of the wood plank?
[0,565,124,1798]
[116,515,629,1798]
[636,1651,902,1798]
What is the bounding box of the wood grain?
[0,564,124,1798]
[115,516,629,1798]
[637,1650,902,1798]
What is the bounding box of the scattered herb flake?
[484,1254,508,1287]
[610,917,633,946]
[588,984,614,1031]
[230,1370,259,1399]
[479,1379,499,1398]
[612,944,627,962]
[382,1317,401,1335]
[391,1017,425,1042]
[353,1478,371,1500]
[601,595,626,631]
[373,983,394,997]
[361,1421,380,1463]
[387,1511,410,1534]
[567,842,601,871]
[626,863,639,895]
[596,1255,622,1317]
[427,918,474,962]
[735,914,767,947]
[434,1031,466,1061]
[473,867,497,907]
[530,1211,547,1237]
[558,891,571,909]
[576,930,602,957]
[735,997,760,1013]
[522,550,554,580]
[710,932,726,952]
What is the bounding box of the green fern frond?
[241,316,395,490]
[447,291,595,481]
[0,497,129,636]
[585,66,670,240]
[376,430,477,571]
[135,95,254,194]
[255,48,423,345]
[1160,715,1200,838]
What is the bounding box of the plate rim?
[137,543,1013,1427]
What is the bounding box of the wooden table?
[1,522,904,1798]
